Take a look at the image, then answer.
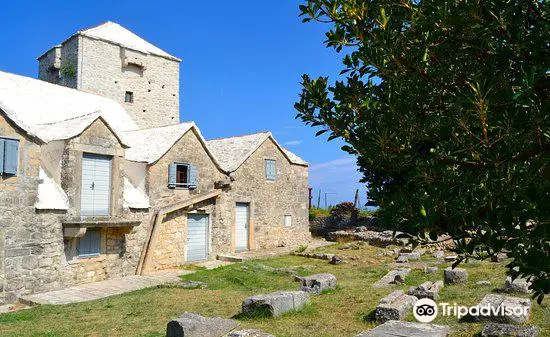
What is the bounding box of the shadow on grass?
[363,309,377,323]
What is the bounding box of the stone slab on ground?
[477,281,492,286]
[444,267,468,285]
[178,281,208,289]
[226,330,275,337]
[505,277,532,294]
[372,269,411,288]
[292,252,335,260]
[476,294,531,324]
[242,291,310,317]
[19,269,190,306]
[300,273,337,294]
[432,251,445,259]
[425,267,439,274]
[491,253,508,263]
[329,230,403,247]
[375,290,417,323]
[399,252,421,260]
[408,281,444,300]
[355,320,449,337]
[166,312,239,337]
[481,323,539,337]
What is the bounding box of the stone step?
[217,254,244,262]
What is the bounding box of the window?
[77,230,101,258]
[176,164,188,185]
[125,91,134,103]
[168,163,197,189]
[265,159,276,181]
[284,215,292,227]
[0,137,19,176]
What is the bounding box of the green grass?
[0,243,548,337]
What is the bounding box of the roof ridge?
[207,131,271,142]
[35,111,100,126]
[123,122,194,133]
[78,21,113,33]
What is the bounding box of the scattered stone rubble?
[375,290,417,323]
[329,230,402,247]
[407,281,444,300]
[242,291,310,317]
[475,294,531,324]
[356,320,450,337]
[166,312,239,337]
[481,323,539,337]
[505,276,532,294]
[444,267,468,284]
[372,269,411,288]
[226,330,275,337]
[300,273,337,294]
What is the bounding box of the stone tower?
[37,21,181,129]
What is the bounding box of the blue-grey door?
[81,154,112,217]
[187,214,209,261]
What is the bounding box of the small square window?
[168,162,197,189]
[284,215,292,227]
[125,91,134,103]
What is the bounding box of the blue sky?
[0,1,367,207]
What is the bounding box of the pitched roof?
[123,123,222,169]
[206,132,308,173]
[79,22,180,61]
[0,71,138,145]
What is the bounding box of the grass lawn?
[0,242,548,337]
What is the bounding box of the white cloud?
[309,157,356,171]
[283,140,302,146]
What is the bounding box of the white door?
[81,154,112,217]
[187,214,208,261]
[235,203,249,251]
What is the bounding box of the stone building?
[0,22,310,303]
[38,21,180,129]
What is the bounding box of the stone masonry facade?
[0,22,311,303]
[38,35,180,129]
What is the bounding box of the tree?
[295,0,549,301]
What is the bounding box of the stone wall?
[0,111,52,303]
[79,36,180,128]
[228,139,311,251]
[38,35,180,128]
[0,112,149,302]
[145,129,231,270]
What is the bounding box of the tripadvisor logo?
[413,298,530,323]
[413,298,438,323]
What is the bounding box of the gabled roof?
[123,123,223,169]
[0,71,138,145]
[206,132,308,173]
[79,22,180,62]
